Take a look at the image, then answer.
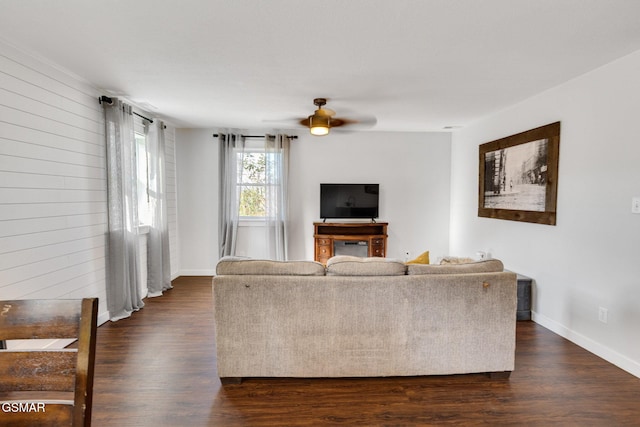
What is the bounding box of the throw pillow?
[406,250,430,265]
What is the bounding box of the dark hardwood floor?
[91,276,640,426]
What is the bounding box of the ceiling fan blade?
[331,115,377,129]
[263,117,302,125]
[268,98,376,133]
[299,115,377,130]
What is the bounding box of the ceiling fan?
[269,98,376,136]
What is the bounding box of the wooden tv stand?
[314,222,388,265]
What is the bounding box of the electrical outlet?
[598,307,608,324]
[632,197,640,214]
[404,251,410,262]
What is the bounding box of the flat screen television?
[320,183,379,220]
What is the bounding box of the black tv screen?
[320,184,379,219]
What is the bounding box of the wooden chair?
[0,298,98,427]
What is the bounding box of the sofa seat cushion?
[326,255,407,276]
[407,259,504,275]
[216,256,326,276]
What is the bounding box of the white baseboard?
[97,311,110,326]
[532,311,640,379]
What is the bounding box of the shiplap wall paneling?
[0,42,109,321]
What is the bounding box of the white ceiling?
[2,0,640,132]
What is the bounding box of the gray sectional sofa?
[212,256,517,384]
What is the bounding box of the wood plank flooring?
[91,276,640,426]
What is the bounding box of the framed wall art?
[478,122,561,225]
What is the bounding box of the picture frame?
[478,122,561,225]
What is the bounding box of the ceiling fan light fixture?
[309,113,330,136]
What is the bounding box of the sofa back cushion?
[326,256,407,276]
[216,257,326,276]
[406,259,504,275]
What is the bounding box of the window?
[237,150,266,218]
[236,145,280,220]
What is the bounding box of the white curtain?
[218,133,245,257]
[146,121,172,296]
[264,134,290,260]
[103,99,144,321]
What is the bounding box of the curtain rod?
[213,133,297,139]
[99,96,154,124]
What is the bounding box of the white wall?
[0,41,109,322]
[450,49,640,377]
[289,131,452,262]
[175,129,219,275]
[0,40,180,324]
[175,129,452,272]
